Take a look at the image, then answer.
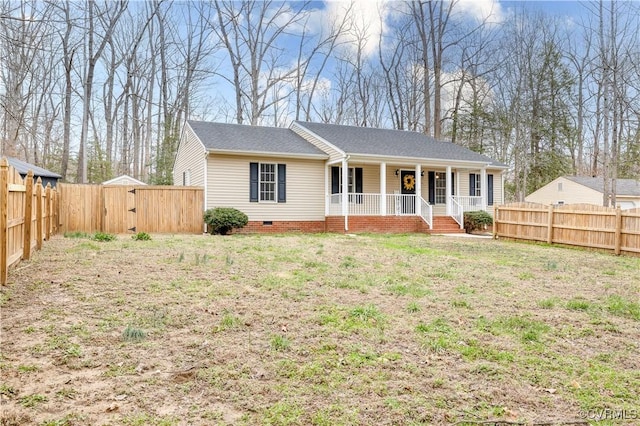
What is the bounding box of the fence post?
[22,171,34,260]
[45,183,52,240]
[493,206,499,239]
[36,177,43,250]
[614,208,622,255]
[1,158,8,285]
[54,188,59,234]
[546,204,554,244]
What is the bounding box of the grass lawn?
[1,233,639,426]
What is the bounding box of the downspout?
[342,155,350,232]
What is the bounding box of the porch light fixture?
[421,171,424,177]
[395,169,399,176]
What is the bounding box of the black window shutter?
[428,171,435,204]
[355,167,363,204]
[355,168,363,193]
[250,162,258,202]
[331,166,340,194]
[277,164,286,203]
[469,173,476,196]
[487,174,494,205]
[451,172,455,196]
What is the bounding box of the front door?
[400,170,416,214]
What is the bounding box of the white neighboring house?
[526,176,640,210]
[102,175,147,186]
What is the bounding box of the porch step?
[431,216,465,233]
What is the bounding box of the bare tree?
[211,0,309,125]
[76,0,127,183]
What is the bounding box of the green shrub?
[132,232,151,241]
[463,211,493,234]
[204,207,249,235]
[92,232,117,242]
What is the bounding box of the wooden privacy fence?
[1,158,59,285]
[58,183,204,234]
[493,202,640,256]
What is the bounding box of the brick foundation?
[235,220,326,234]
[232,216,458,234]
[326,216,431,234]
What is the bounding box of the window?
[182,169,191,186]
[558,182,563,191]
[469,173,481,197]
[260,163,276,201]
[340,168,355,193]
[435,173,446,204]
[469,173,494,204]
[250,163,286,203]
[331,166,363,194]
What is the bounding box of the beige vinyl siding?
[208,154,325,221]
[173,125,206,187]
[525,177,602,205]
[291,124,343,162]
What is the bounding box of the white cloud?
[323,0,393,57]
[453,0,504,24]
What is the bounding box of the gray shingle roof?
[187,120,327,157]
[566,176,640,196]
[6,157,61,178]
[295,121,506,167]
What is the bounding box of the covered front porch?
[324,160,495,232]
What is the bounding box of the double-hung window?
[331,166,363,195]
[435,173,446,204]
[260,163,276,201]
[340,168,355,193]
[250,162,286,203]
[472,173,481,197]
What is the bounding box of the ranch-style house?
[173,120,507,233]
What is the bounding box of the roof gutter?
[208,148,328,160]
[342,153,507,169]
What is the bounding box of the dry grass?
[1,233,639,426]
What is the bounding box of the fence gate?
[103,186,137,234]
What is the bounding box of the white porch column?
[445,165,452,216]
[481,166,487,211]
[380,162,387,216]
[415,164,422,216]
[342,158,349,229]
[324,164,329,216]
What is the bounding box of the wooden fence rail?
[493,202,640,256]
[1,158,59,285]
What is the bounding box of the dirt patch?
[1,233,639,425]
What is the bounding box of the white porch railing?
[453,195,484,212]
[419,197,432,229]
[386,194,417,216]
[329,193,421,216]
[449,196,463,228]
[328,193,431,228]
[328,193,381,216]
